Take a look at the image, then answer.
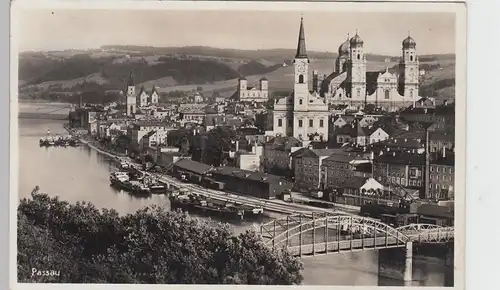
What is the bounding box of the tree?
[204,126,237,166]
[114,135,132,153]
[17,190,304,284]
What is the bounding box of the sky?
[17,9,456,56]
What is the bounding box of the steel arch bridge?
[259,213,454,257]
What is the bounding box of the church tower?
[347,31,367,100]
[399,34,419,99]
[126,70,137,116]
[293,16,310,112]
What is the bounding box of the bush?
[17,189,303,284]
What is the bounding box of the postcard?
[10,1,466,289]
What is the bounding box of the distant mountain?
[18,45,455,102]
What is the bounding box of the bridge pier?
[378,242,414,285]
[444,242,454,287]
[403,242,413,283]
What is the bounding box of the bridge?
[259,213,454,257]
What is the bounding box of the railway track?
[156,175,358,216]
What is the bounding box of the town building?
[262,136,303,176]
[141,130,169,149]
[373,151,425,198]
[321,153,371,190]
[291,148,345,190]
[235,142,264,172]
[179,104,207,124]
[430,131,455,154]
[429,149,455,200]
[272,17,330,142]
[232,77,269,103]
[129,121,175,151]
[321,32,420,111]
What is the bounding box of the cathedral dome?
[402,36,416,48]
[350,33,364,46]
[338,39,350,55]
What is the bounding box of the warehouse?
[207,166,293,199]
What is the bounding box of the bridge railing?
[260,214,455,256]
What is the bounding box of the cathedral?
[320,31,420,111]
[272,17,330,142]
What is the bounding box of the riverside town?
[16,9,458,288]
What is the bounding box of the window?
[278,118,283,127]
[288,119,293,127]
[298,120,303,127]
[299,99,303,105]
[410,89,414,98]
[431,166,434,172]
[410,55,413,61]
[299,75,304,84]
[357,89,361,97]
[319,119,324,127]
[385,90,390,99]
[309,119,313,127]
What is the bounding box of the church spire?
[127,70,134,87]
[295,16,308,59]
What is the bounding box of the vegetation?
[18,189,304,284]
[237,60,282,76]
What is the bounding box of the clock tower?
[293,16,309,112]
[347,32,367,100]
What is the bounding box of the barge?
[168,190,264,221]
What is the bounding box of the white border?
[9,1,467,290]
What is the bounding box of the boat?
[129,181,151,195]
[143,175,166,194]
[109,172,130,189]
[235,203,265,219]
[120,161,130,170]
[39,136,50,147]
[169,192,244,220]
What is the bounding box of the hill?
[18,46,455,102]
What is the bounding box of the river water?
[17,115,451,286]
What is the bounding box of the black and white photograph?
[10,1,466,288]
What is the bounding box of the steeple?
[295,16,308,59]
[127,70,134,87]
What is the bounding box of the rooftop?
[211,166,286,184]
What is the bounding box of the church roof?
[295,17,308,59]
[338,36,350,55]
[350,33,364,46]
[402,35,416,49]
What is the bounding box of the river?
[17,115,451,286]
